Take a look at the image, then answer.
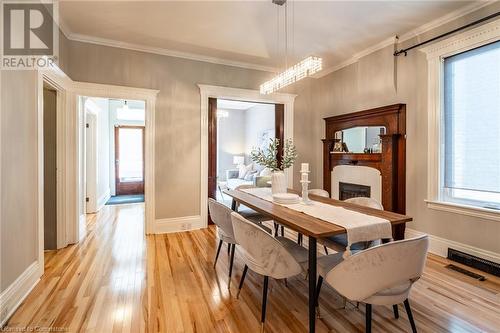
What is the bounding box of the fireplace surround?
[322,104,407,240]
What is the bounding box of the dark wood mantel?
[322,104,406,239]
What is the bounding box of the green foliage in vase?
[250,138,298,171]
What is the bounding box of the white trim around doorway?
[198,84,297,231]
[74,82,159,235]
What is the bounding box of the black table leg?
[231,199,237,211]
[308,236,317,333]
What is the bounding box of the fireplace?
[322,104,407,240]
[339,182,371,200]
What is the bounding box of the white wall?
[85,97,110,209]
[244,103,275,164]
[217,109,246,180]
[108,99,145,195]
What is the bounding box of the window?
[442,41,500,209]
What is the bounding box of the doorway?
[114,125,145,196]
[43,85,58,250]
[207,97,284,221]
[82,97,146,217]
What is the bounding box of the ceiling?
[59,1,480,74]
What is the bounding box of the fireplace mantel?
[322,104,406,239]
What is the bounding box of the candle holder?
[300,171,312,205]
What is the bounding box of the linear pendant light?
[260,56,322,94]
[260,0,322,94]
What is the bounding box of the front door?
[115,125,145,195]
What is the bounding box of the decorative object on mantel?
[260,0,322,94]
[300,163,312,205]
[250,138,298,195]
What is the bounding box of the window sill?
[425,200,500,222]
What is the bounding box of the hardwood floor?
[6,204,500,332]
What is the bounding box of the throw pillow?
[244,170,258,181]
[238,163,253,179]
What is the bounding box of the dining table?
[223,188,413,333]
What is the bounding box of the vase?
[271,171,287,194]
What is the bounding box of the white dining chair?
[322,197,384,254]
[231,212,308,332]
[315,235,429,333]
[208,198,239,287]
[308,188,330,197]
[233,185,273,234]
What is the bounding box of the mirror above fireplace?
[334,126,386,153]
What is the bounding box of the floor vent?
[447,248,500,278]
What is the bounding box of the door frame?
[199,84,296,229]
[75,83,158,235]
[114,125,146,195]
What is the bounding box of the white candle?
[301,173,308,182]
[301,163,309,173]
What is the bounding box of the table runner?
[241,188,393,256]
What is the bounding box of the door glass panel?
[118,128,143,182]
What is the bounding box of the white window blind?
[443,41,500,207]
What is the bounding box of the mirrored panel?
[333,126,386,153]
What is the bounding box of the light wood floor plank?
[5,203,500,332]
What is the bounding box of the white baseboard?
[155,215,205,234]
[96,189,111,211]
[405,228,500,264]
[0,261,40,326]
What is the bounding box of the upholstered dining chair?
[233,184,273,234]
[208,198,239,287]
[231,212,308,332]
[315,235,429,333]
[322,197,384,254]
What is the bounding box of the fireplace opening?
[339,182,371,200]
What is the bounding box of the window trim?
[421,19,500,218]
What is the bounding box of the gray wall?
[287,3,500,254]
[43,88,57,250]
[217,109,246,180]
[1,71,39,291]
[65,40,273,219]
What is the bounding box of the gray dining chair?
[315,235,429,333]
[322,197,384,254]
[231,212,308,332]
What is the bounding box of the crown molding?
[315,1,494,78]
[60,1,492,79]
[65,32,277,73]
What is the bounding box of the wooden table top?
[224,188,412,238]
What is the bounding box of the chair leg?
[297,233,303,245]
[315,276,323,318]
[227,243,231,255]
[274,222,279,237]
[393,304,399,319]
[228,244,236,288]
[404,299,417,333]
[323,245,329,255]
[236,265,248,299]
[365,304,372,333]
[261,276,269,333]
[214,239,223,268]
[280,225,284,236]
